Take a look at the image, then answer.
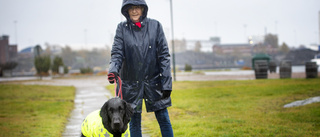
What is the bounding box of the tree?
[52,56,64,74]
[279,42,290,54]
[0,61,18,77]
[64,66,69,74]
[61,45,75,67]
[264,34,279,48]
[34,55,51,79]
[184,64,192,71]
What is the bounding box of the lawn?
[0,84,75,137]
[140,79,320,136]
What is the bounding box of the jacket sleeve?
[156,22,172,91]
[109,23,125,73]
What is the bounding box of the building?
[185,38,220,52]
[0,35,18,64]
[167,37,221,53]
[212,44,252,56]
[167,39,187,53]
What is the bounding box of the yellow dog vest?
[81,109,130,137]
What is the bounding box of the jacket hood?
[121,0,148,23]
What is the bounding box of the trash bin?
[280,60,292,79]
[269,61,277,73]
[254,60,268,79]
[252,54,270,70]
[305,62,318,78]
[252,54,270,79]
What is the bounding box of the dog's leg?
[80,132,86,137]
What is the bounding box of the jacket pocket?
[122,80,140,102]
[145,78,162,102]
[122,80,139,89]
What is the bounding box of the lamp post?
[243,24,247,42]
[14,20,18,44]
[169,0,176,81]
[84,29,87,49]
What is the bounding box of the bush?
[52,56,64,74]
[185,64,192,71]
[1,61,18,70]
[34,55,51,78]
[0,61,18,76]
[80,67,93,74]
[64,66,69,74]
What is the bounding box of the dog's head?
[100,97,133,134]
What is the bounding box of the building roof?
[20,47,33,53]
[214,44,251,47]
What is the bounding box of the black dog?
[81,97,133,137]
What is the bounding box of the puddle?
[284,96,320,108]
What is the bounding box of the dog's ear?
[100,101,111,126]
[123,101,134,124]
[121,101,133,133]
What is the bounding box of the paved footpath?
[21,76,149,137]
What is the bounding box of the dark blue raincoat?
[109,0,172,113]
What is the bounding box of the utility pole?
[243,24,247,42]
[170,0,176,81]
[275,21,278,34]
[14,20,18,44]
[215,22,217,36]
[84,29,87,49]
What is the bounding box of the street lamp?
[14,20,18,44]
[169,0,176,81]
[84,29,87,49]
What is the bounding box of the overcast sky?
[0,0,320,51]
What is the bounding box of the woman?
[108,0,173,136]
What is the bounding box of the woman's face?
[128,6,143,23]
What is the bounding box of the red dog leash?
[108,73,123,99]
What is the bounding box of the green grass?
[0,84,75,137]
[140,79,320,137]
